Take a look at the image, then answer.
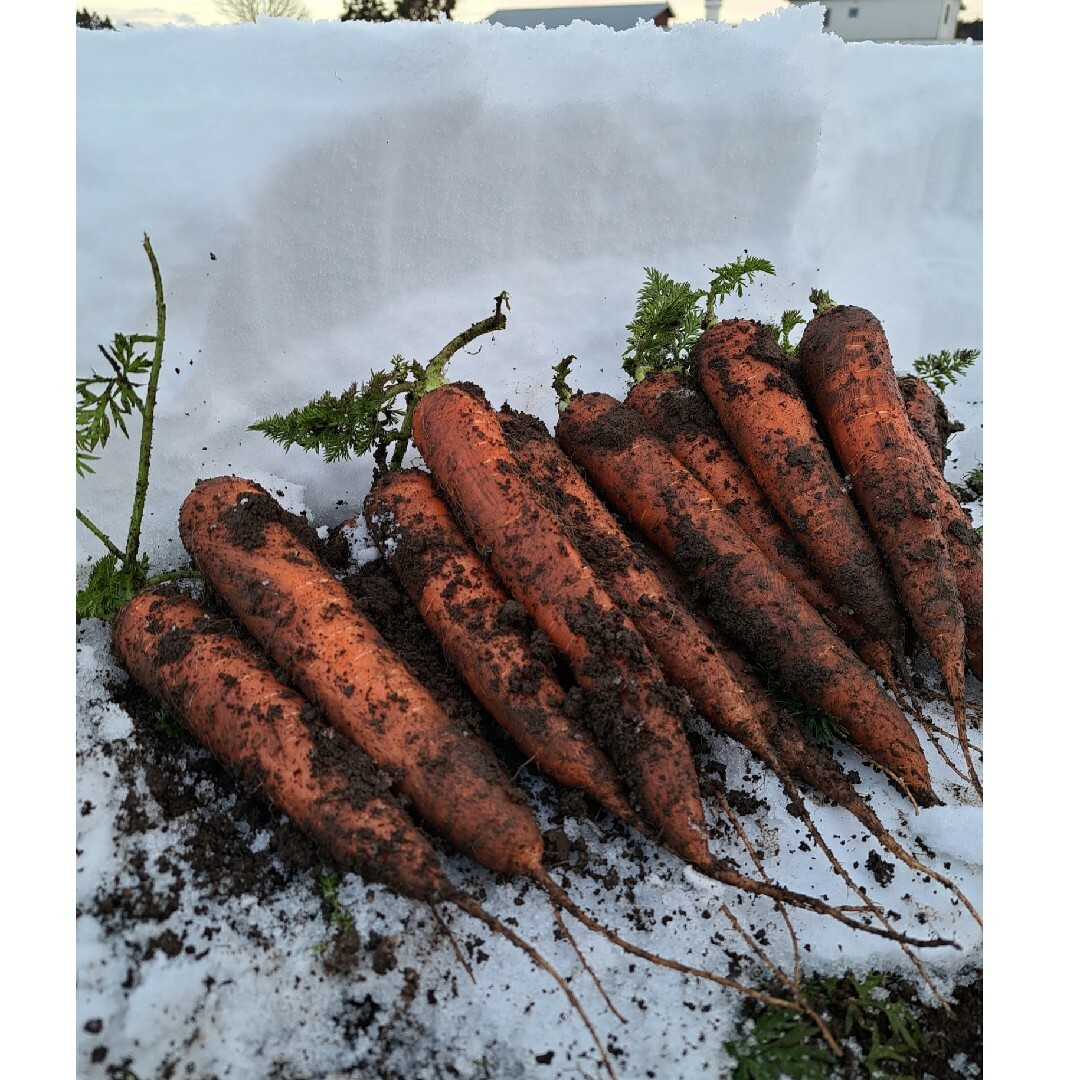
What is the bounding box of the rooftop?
[484,5,675,31]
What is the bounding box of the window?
[944,4,951,24]
[849,6,858,16]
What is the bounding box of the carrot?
[898,374,964,476]
[114,585,450,900]
[111,585,621,1078]
[625,370,897,688]
[690,319,907,669]
[178,475,836,1010]
[362,466,640,826]
[918,455,983,682]
[895,377,983,680]
[498,406,976,994]
[797,305,980,792]
[895,373,982,679]
[179,473,545,880]
[409,383,712,870]
[413,386,952,952]
[554,390,938,809]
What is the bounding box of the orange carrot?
[919,458,982,681]
[179,475,846,996]
[114,586,450,900]
[797,305,979,791]
[898,374,964,476]
[363,466,640,825]
[625,370,897,688]
[691,319,907,667]
[111,585,623,1078]
[414,387,951,952]
[896,374,982,679]
[554,391,937,808]
[410,382,713,871]
[179,474,545,879]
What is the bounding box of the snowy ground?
[66,11,987,1079]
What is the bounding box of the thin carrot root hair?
[534,873,823,1019]
[711,737,956,1007]
[548,900,628,1024]
[849,801,982,930]
[687,857,956,950]
[448,893,618,1080]
[952,703,983,799]
[905,691,983,790]
[710,787,802,990]
[428,901,476,984]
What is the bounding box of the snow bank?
[76,13,982,570]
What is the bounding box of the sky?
[93,0,985,30]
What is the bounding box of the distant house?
[787,0,961,43]
[955,18,982,41]
[485,4,676,31]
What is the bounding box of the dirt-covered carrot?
[363,467,640,826]
[179,474,545,879]
[898,374,964,476]
[179,476,857,999]
[410,382,713,871]
[111,586,622,1078]
[691,319,907,669]
[554,391,937,808]
[625,370,896,687]
[413,387,951,952]
[797,305,979,793]
[918,457,982,681]
[114,586,450,899]
[896,374,982,678]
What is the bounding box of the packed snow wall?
[76,11,982,566]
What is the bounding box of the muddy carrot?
[363,466,640,825]
[625,370,896,687]
[112,585,623,1078]
[554,391,937,808]
[691,319,907,668]
[797,305,979,792]
[896,374,982,678]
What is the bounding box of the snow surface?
[75,11,983,1080]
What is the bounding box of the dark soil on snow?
[80,520,982,1080]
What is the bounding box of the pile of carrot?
[110,296,981,1066]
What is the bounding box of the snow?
[72,11,985,1080]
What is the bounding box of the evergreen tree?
[341,0,392,20]
[341,0,455,21]
[76,8,116,29]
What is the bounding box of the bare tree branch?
[213,0,312,22]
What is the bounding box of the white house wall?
[796,0,960,43]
